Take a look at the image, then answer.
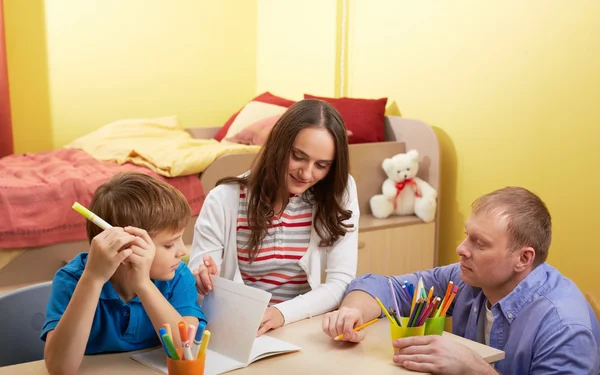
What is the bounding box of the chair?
[0,281,52,367]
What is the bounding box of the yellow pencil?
[427,286,434,303]
[334,318,379,340]
[375,297,399,326]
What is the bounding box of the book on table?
[131,275,301,375]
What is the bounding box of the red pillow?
[225,115,281,146]
[303,94,387,144]
[214,92,296,141]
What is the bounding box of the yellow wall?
[5,1,599,295]
[347,1,600,295]
[5,0,258,150]
[256,0,338,99]
[4,0,53,153]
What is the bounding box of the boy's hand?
[85,227,135,284]
[193,254,219,295]
[123,226,156,292]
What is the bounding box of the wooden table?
[0,316,504,375]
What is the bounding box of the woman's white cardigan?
[188,175,359,325]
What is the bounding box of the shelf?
[359,214,425,232]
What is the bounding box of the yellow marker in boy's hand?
[72,202,112,230]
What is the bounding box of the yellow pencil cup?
[389,317,426,343]
[424,316,446,336]
[167,349,206,375]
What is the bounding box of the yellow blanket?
[65,116,260,177]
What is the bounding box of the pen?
[158,328,171,358]
[178,321,193,360]
[375,297,398,326]
[409,299,425,327]
[410,283,419,316]
[334,318,379,340]
[198,330,211,358]
[388,278,402,326]
[389,307,402,326]
[436,281,454,317]
[187,324,197,353]
[440,286,459,317]
[406,282,414,298]
[163,323,173,343]
[417,301,433,327]
[401,284,411,299]
[72,202,112,230]
[161,332,180,360]
[428,296,441,318]
[192,321,207,359]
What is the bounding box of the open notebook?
[131,275,301,374]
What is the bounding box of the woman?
[188,99,359,336]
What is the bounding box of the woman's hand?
[193,254,219,295]
[257,307,285,336]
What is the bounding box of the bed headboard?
[192,115,441,216]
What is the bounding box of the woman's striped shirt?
[236,186,312,305]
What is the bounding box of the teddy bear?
[369,149,438,222]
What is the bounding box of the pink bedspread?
[0,149,205,249]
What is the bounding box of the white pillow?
[222,101,288,142]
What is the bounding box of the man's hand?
[122,226,156,292]
[257,307,285,336]
[192,254,219,295]
[321,306,366,343]
[84,227,135,284]
[393,335,495,374]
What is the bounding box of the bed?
[0,115,440,289]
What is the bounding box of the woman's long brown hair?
[217,99,354,262]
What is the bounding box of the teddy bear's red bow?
[394,179,421,210]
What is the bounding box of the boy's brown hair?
[86,172,191,241]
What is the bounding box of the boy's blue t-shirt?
[40,253,206,354]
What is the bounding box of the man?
[322,187,600,374]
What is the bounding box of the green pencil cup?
[424,316,446,336]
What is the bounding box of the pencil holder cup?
[424,316,446,336]
[389,317,426,344]
[167,349,206,375]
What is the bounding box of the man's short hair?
[471,186,552,266]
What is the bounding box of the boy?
[41,172,206,375]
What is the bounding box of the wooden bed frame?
[0,116,440,289]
